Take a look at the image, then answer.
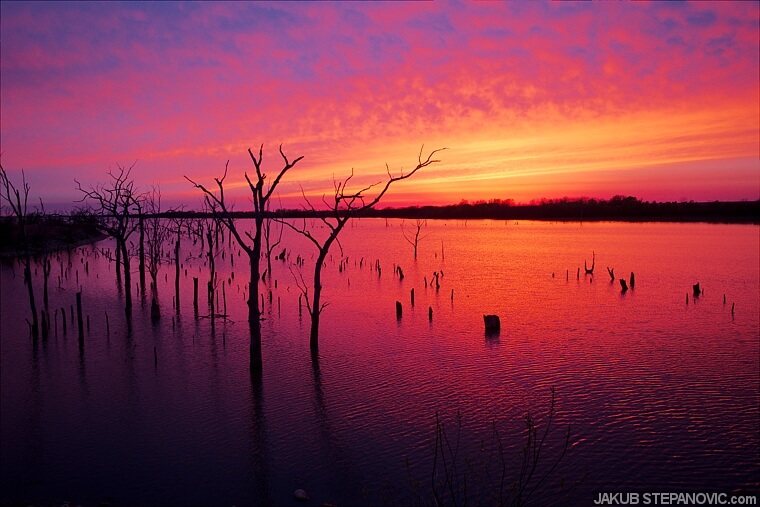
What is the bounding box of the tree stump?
[483,314,500,333]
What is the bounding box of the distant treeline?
[0,209,104,255]
[154,196,759,223]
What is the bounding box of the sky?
[1,1,758,211]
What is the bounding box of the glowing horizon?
[1,1,758,212]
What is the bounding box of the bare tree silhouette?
[186,144,304,371]
[1,164,39,340]
[76,163,142,319]
[402,218,429,260]
[282,146,445,352]
[143,185,171,320]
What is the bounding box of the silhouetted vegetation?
[186,144,305,371]
[0,209,103,256]
[371,388,583,506]
[147,196,759,223]
[281,146,445,352]
[359,196,759,223]
[76,164,143,318]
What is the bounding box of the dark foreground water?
[1,220,758,506]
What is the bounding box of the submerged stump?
[483,314,500,333]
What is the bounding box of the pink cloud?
[1,1,757,209]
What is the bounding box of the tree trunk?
[115,239,122,287]
[309,231,338,350]
[248,246,263,372]
[43,257,50,310]
[247,215,264,325]
[248,251,261,324]
[24,262,39,340]
[174,239,180,314]
[121,240,132,316]
[310,258,323,350]
[139,215,146,294]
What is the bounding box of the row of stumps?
[40,290,162,366]
[396,287,455,322]
[686,284,736,316]
[396,300,434,322]
[34,290,87,345]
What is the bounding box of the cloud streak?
[1,1,757,209]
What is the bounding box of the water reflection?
[248,369,270,505]
[1,220,758,505]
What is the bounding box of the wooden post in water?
[193,277,199,317]
[62,307,67,336]
[396,301,402,319]
[429,306,433,322]
[410,288,415,307]
[174,240,180,314]
[76,291,84,344]
[105,311,110,336]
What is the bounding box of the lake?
[1,219,758,506]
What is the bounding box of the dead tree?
[144,185,170,318]
[36,198,52,310]
[168,209,188,314]
[186,144,304,371]
[584,252,595,275]
[282,146,444,351]
[263,199,285,281]
[401,218,429,260]
[136,200,146,295]
[76,163,142,317]
[1,164,39,339]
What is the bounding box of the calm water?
[1,219,758,506]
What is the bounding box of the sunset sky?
[1,1,758,211]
